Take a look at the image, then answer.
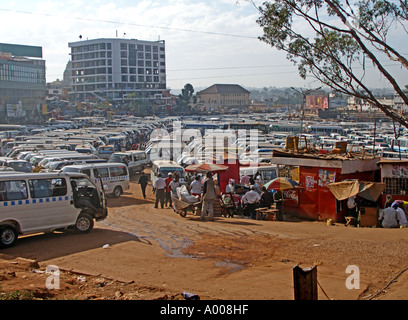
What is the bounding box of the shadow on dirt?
[107,194,154,208]
[0,227,144,262]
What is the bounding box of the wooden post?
[293,265,318,300]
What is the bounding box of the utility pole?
[290,87,322,135]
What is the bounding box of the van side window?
[93,168,109,178]
[136,153,146,160]
[0,180,28,201]
[29,179,53,198]
[109,166,127,177]
[80,169,91,177]
[51,178,68,196]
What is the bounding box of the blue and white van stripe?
[2,196,71,207]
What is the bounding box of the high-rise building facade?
[68,38,167,102]
[0,43,46,122]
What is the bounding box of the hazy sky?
[0,0,406,92]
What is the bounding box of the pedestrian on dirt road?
[153,173,166,209]
[138,171,148,199]
[165,173,173,208]
[201,171,215,221]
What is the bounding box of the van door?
[25,177,78,231]
[93,167,109,193]
[108,165,129,196]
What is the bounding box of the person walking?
[153,173,166,209]
[201,172,216,221]
[165,173,173,208]
[169,174,181,209]
[138,171,148,199]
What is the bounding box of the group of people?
[223,178,283,220]
[149,170,218,221]
[380,195,408,228]
[143,170,284,221]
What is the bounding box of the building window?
[384,178,408,195]
[120,43,127,50]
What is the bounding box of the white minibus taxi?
[109,150,148,175]
[61,163,130,198]
[151,160,185,186]
[0,172,107,248]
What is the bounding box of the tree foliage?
[177,83,197,111]
[255,0,408,128]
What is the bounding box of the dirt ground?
[1,173,408,301]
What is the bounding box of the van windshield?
[99,147,114,154]
[109,155,123,162]
[61,167,81,173]
[160,168,184,178]
[263,170,277,181]
[8,161,32,173]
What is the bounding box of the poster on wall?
[6,102,25,118]
[305,176,315,188]
[318,169,336,187]
[392,165,408,177]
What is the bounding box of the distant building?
[0,43,46,122]
[394,91,408,113]
[47,79,63,96]
[67,38,169,107]
[196,84,250,111]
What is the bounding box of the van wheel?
[0,225,18,249]
[75,214,94,233]
[113,186,122,198]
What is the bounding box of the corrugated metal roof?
[198,84,250,94]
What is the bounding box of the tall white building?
[67,38,167,103]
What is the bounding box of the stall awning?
[327,180,386,202]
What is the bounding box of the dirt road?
[1,177,408,300]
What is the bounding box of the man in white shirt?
[190,175,203,198]
[379,205,399,228]
[153,173,166,209]
[242,186,261,219]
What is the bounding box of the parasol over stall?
[263,177,299,220]
[264,177,298,191]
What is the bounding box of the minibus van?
[109,150,148,175]
[150,160,185,186]
[97,145,115,160]
[61,163,130,198]
[0,172,107,248]
[239,165,278,185]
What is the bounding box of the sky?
[0,0,406,93]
